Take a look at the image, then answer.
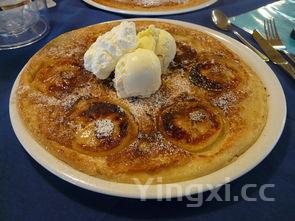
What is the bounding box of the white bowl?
[9,19,286,199]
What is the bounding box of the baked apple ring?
[70,98,138,156]
[189,52,245,91]
[157,100,226,152]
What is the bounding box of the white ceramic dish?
[82,0,217,15]
[10,19,286,199]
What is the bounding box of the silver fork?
[264,19,295,64]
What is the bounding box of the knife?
[252,29,295,80]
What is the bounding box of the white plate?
[10,19,286,199]
[82,0,217,15]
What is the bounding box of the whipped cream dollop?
[84,21,137,79]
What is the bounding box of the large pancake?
[92,0,210,11]
[17,21,268,184]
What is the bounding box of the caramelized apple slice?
[189,52,245,91]
[30,58,92,99]
[158,101,226,152]
[70,98,138,156]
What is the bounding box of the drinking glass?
[0,0,50,50]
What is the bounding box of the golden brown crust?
[92,0,211,12]
[17,21,268,183]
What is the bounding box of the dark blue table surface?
[1,0,295,220]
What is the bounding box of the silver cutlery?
[253,29,295,80]
[264,19,295,64]
[211,9,269,62]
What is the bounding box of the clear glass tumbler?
[0,0,50,50]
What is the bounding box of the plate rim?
[82,0,218,15]
[9,18,286,199]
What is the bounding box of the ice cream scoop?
[114,48,162,98]
[84,21,137,79]
[156,29,176,72]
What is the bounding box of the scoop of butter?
[137,25,159,51]
[137,25,176,72]
[114,48,162,98]
[84,21,137,79]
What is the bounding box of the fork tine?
[264,20,270,40]
[267,19,273,39]
[270,19,277,40]
[267,19,272,39]
[272,19,280,40]
[269,19,275,39]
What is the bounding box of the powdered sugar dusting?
[61,83,93,110]
[18,83,94,110]
[189,111,206,122]
[129,132,187,156]
[27,90,60,106]
[152,132,181,155]
[167,74,192,94]
[128,90,168,120]
[17,85,30,95]
[95,119,114,138]
[213,92,237,113]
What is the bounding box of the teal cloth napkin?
[230,0,295,54]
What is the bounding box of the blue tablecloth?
[1,0,294,220]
